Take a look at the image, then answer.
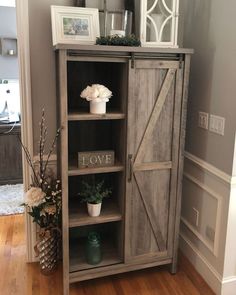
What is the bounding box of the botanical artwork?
[63,17,89,36]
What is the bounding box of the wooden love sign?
[78,150,115,168]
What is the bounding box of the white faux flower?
[93,84,112,99]
[80,84,112,102]
[25,187,46,207]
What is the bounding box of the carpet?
[0,184,24,215]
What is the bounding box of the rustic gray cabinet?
[56,44,192,295]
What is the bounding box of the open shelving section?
[57,50,128,292]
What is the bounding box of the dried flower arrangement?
[20,109,61,229]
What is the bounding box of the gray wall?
[182,0,236,175]
[0,6,18,79]
[180,1,236,293]
[28,0,124,153]
[28,0,74,152]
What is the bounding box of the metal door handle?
[128,154,133,182]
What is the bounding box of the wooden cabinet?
[56,45,192,295]
[0,124,22,184]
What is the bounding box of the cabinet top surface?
[54,44,193,55]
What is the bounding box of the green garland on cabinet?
[96,35,141,47]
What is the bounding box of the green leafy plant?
[96,34,141,47]
[79,180,112,204]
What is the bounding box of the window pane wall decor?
[140,0,179,47]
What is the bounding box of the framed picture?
[51,6,100,46]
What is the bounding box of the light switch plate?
[198,112,209,130]
[209,114,225,136]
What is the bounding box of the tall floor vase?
[35,228,61,275]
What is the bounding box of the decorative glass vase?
[86,231,102,265]
[105,10,133,37]
[35,228,61,275]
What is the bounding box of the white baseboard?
[180,232,236,295]
[179,232,222,295]
[221,277,236,295]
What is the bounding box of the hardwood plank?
[167,64,184,262]
[69,258,172,283]
[68,111,125,121]
[134,161,172,172]
[134,172,167,252]
[0,215,215,295]
[135,60,179,69]
[67,55,128,63]
[69,238,122,272]
[68,163,124,176]
[54,44,194,55]
[58,49,70,295]
[69,202,122,227]
[171,55,192,273]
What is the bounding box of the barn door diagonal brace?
[134,68,177,165]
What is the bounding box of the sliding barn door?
[125,59,183,262]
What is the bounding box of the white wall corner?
[221,184,236,286]
[232,132,236,177]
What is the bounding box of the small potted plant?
[80,84,112,114]
[79,180,112,217]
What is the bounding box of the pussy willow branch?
[17,135,40,187]
[39,109,45,185]
[42,128,60,177]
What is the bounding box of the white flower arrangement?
[80,84,112,102]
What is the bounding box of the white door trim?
[16,0,36,262]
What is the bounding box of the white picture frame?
[51,6,100,46]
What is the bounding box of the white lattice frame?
[140,0,179,48]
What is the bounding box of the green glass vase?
[85,232,102,265]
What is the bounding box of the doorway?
[0,4,24,213]
[0,0,35,262]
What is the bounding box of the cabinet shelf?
[68,160,124,176]
[69,202,122,227]
[68,111,125,121]
[69,238,122,273]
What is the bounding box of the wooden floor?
[0,214,215,295]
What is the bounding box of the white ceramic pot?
[87,202,102,217]
[90,101,106,114]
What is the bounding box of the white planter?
[90,101,106,114]
[87,202,102,217]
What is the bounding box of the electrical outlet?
[209,114,225,136]
[198,112,209,130]
[192,207,199,227]
[206,226,215,242]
